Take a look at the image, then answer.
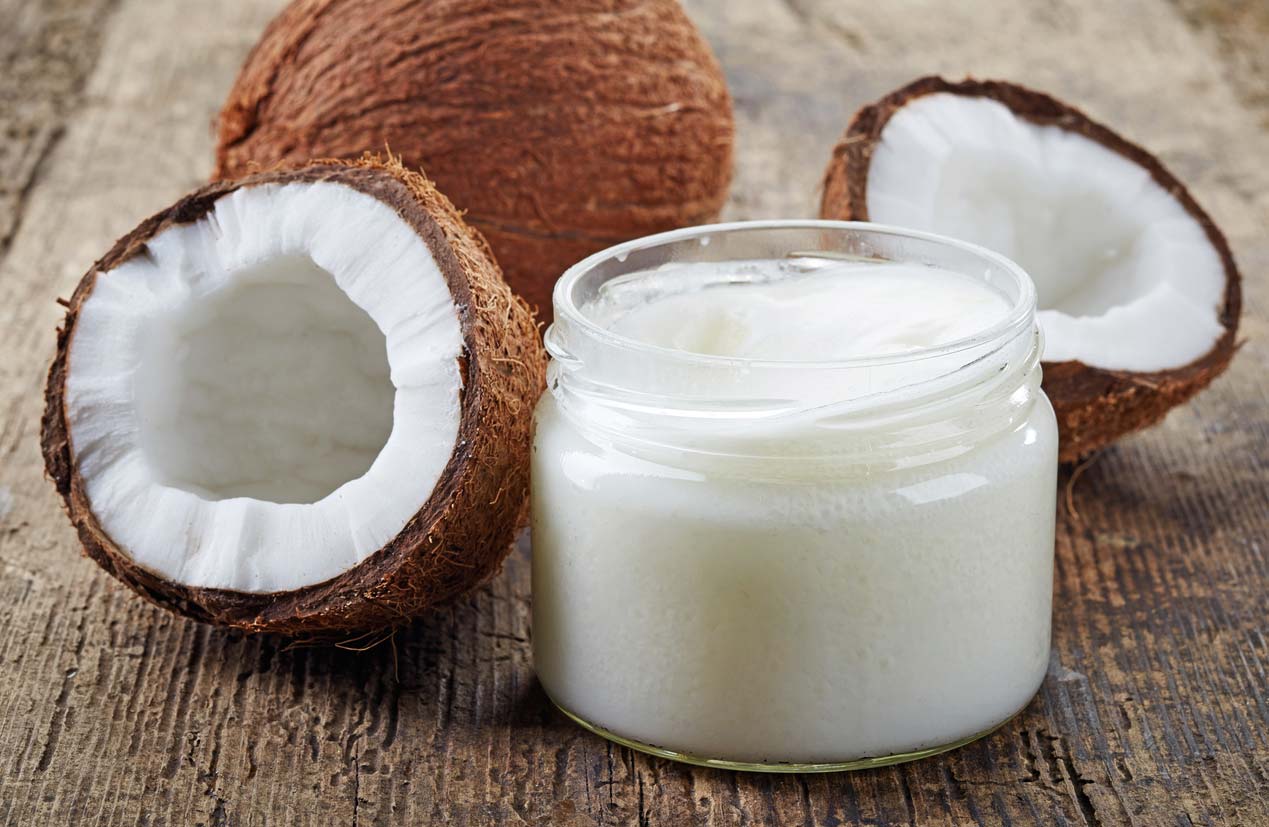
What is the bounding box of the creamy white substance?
[606,261,1011,360]
[532,258,1057,765]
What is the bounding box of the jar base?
[550,700,1020,773]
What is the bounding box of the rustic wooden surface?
[1,0,1266,824]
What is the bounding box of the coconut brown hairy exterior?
[214,0,735,321]
[821,76,1241,462]
[42,158,546,635]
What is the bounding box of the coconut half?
[41,158,545,634]
[821,76,1241,461]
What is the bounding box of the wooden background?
[1,0,1266,824]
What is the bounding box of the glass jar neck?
[544,221,1042,472]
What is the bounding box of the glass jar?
[531,221,1058,772]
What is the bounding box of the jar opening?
[550,220,1036,373]
[543,221,1043,466]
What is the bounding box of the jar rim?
[551,219,1038,370]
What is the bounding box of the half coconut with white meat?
[42,158,545,635]
[821,76,1241,461]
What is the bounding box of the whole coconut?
[215,0,735,320]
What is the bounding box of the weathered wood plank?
[0,0,1265,825]
[0,0,117,258]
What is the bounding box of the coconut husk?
[214,0,735,321]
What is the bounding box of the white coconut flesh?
[65,181,464,593]
[866,93,1226,372]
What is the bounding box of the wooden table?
[1,1,1266,824]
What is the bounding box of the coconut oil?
[531,222,1058,770]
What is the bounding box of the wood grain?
[0,0,1266,824]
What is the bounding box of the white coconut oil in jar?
[531,221,1059,771]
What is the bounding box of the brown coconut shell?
[41,157,546,636]
[213,0,735,322]
[820,76,1242,462]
